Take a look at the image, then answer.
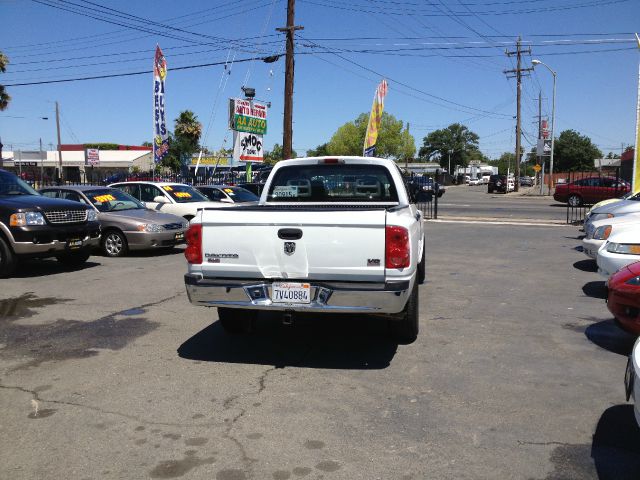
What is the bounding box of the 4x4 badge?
[284,242,296,255]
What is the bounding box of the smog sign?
[233,131,263,162]
[85,148,100,166]
[229,98,268,135]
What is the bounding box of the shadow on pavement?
[178,313,398,369]
[591,405,640,480]
[585,320,636,356]
[11,259,101,279]
[574,259,598,272]
[582,281,608,299]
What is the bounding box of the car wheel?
[0,235,17,279]
[56,249,91,267]
[488,188,493,193]
[218,307,256,334]
[102,230,128,257]
[389,280,419,344]
[417,240,426,285]
[568,194,582,207]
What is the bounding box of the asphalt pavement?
[0,189,638,480]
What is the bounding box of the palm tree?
[0,51,10,111]
[174,110,202,147]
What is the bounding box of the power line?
[3,54,283,87]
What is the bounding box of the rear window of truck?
[266,164,399,203]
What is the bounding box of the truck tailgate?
[198,208,387,282]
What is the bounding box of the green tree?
[263,143,297,165]
[553,129,602,172]
[418,123,480,171]
[325,112,416,160]
[305,143,329,157]
[162,110,202,171]
[0,51,11,111]
[488,152,516,175]
[141,141,152,147]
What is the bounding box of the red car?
[607,260,640,335]
[553,176,630,206]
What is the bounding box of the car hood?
[592,199,640,215]
[0,194,88,211]
[590,213,640,229]
[607,228,640,244]
[99,208,185,223]
[176,201,235,209]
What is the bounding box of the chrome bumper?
[12,235,100,255]
[184,274,411,314]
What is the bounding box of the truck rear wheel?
[218,307,256,334]
[417,240,426,285]
[390,281,419,344]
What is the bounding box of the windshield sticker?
[224,188,235,195]
[272,186,298,198]
[93,194,116,203]
[174,191,192,198]
[163,186,173,191]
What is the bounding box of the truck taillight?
[184,224,202,264]
[385,225,410,269]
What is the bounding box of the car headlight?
[87,210,98,221]
[137,223,164,232]
[593,225,612,240]
[606,242,640,255]
[9,212,45,226]
[626,276,640,286]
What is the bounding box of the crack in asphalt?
[518,440,574,447]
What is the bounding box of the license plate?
[67,238,82,249]
[272,282,311,304]
[175,232,184,241]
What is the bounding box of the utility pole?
[55,101,63,183]
[504,37,533,192]
[276,0,303,160]
[39,138,44,186]
[405,122,410,170]
[538,91,543,194]
[0,136,3,169]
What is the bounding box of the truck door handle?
[278,228,303,240]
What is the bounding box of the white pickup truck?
[183,156,425,343]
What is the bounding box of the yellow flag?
[363,80,388,156]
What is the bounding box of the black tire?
[0,235,17,279]
[218,307,256,334]
[56,249,91,267]
[389,281,419,344]
[568,194,582,207]
[102,230,128,257]
[488,188,493,194]
[417,240,426,285]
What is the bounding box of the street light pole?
[532,59,556,196]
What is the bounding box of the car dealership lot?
[1,188,639,479]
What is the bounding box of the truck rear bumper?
[184,273,411,314]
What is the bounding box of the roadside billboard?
[233,131,263,162]
[229,98,268,135]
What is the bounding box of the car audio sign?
[229,98,268,135]
[233,131,263,162]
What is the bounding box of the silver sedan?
[40,185,188,257]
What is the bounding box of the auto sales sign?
[229,98,268,135]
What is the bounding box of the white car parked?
[625,337,640,428]
[468,178,481,186]
[582,215,640,259]
[109,181,227,220]
[597,228,640,278]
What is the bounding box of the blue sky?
[1,0,639,160]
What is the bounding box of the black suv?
[487,174,508,194]
[0,169,101,277]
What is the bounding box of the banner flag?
[153,45,169,163]
[363,79,388,157]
